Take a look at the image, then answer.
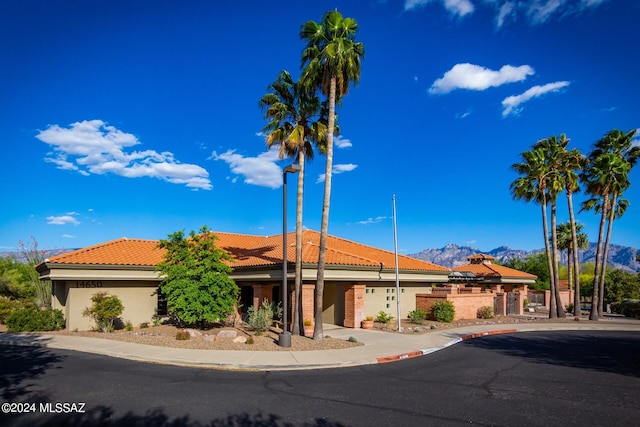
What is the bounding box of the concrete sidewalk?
[1,319,639,371]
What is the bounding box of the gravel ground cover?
[4,315,632,352]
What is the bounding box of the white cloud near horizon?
[334,135,353,149]
[502,81,570,116]
[36,120,212,190]
[405,0,475,17]
[429,63,534,94]
[47,213,80,226]
[316,163,358,183]
[357,216,388,225]
[211,149,283,189]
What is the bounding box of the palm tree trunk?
[314,76,337,340]
[567,191,581,317]
[590,194,608,320]
[599,192,617,316]
[567,248,573,292]
[551,199,565,318]
[293,150,305,336]
[541,194,557,318]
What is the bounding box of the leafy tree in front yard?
[604,268,640,305]
[156,226,239,328]
[0,257,35,300]
[83,292,124,332]
[500,253,550,290]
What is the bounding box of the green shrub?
[408,308,428,325]
[246,337,255,345]
[564,303,574,313]
[82,292,124,332]
[140,322,149,329]
[246,299,282,332]
[375,311,394,323]
[612,300,640,319]
[175,330,191,340]
[6,307,65,332]
[124,321,133,331]
[432,300,455,323]
[477,306,495,319]
[0,297,26,324]
[348,336,358,342]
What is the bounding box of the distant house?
[452,254,537,291]
[37,230,451,331]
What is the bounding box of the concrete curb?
[376,328,518,364]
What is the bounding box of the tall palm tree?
[580,128,639,319]
[555,222,573,286]
[533,136,567,318]
[582,194,629,315]
[259,70,328,335]
[511,147,559,318]
[300,10,364,339]
[555,221,588,315]
[558,143,586,316]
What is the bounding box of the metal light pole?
[393,194,402,332]
[279,163,300,348]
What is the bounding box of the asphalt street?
[1,330,639,426]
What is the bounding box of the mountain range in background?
[1,248,78,264]
[409,243,639,273]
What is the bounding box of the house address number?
[76,281,103,288]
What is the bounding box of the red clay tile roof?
[452,262,536,279]
[43,238,163,267]
[467,254,496,262]
[45,230,450,273]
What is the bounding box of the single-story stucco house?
[452,254,537,289]
[37,229,453,331]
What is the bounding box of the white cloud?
[316,163,358,183]
[334,135,353,149]
[62,234,77,239]
[487,0,610,27]
[357,216,388,225]
[47,214,80,226]
[405,0,475,17]
[502,81,570,117]
[212,149,283,189]
[429,63,534,94]
[457,110,473,119]
[632,130,640,147]
[495,1,516,28]
[526,0,565,24]
[36,120,212,190]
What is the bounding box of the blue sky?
[1,0,639,255]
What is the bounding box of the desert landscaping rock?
[217,330,237,338]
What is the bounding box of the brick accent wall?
[302,284,315,325]
[416,292,496,320]
[343,284,365,328]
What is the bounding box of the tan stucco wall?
[53,280,159,331]
[364,283,433,320]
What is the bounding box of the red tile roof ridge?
[302,229,450,272]
[45,237,158,262]
[453,262,536,279]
